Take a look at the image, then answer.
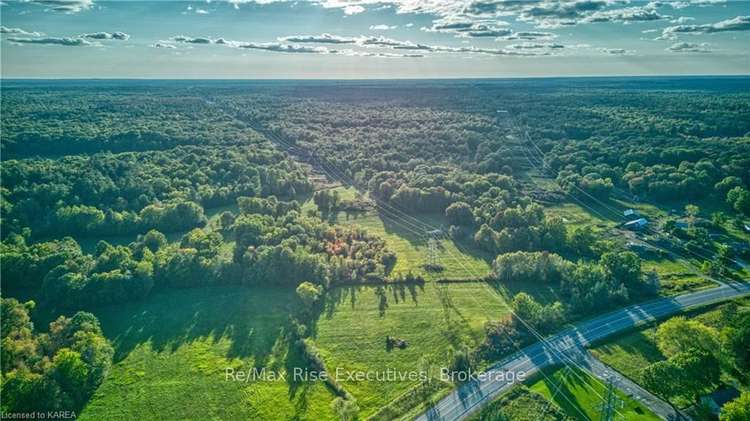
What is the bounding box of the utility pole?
[426,236,438,267]
[598,377,623,421]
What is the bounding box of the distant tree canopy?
[1,145,312,239]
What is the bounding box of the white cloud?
[667,41,711,52]
[164,34,423,57]
[660,15,750,39]
[501,31,557,41]
[508,42,565,50]
[172,35,214,44]
[582,6,667,24]
[369,24,397,30]
[168,31,568,58]
[27,0,93,13]
[343,4,364,15]
[0,26,44,36]
[669,16,694,24]
[278,33,357,44]
[8,36,91,46]
[81,32,129,40]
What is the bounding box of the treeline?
[545,137,750,216]
[1,196,398,309]
[1,145,313,238]
[481,250,659,359]
[1,298,113,413]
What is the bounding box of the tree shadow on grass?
[321,283,426,322]
[90,286,295,363]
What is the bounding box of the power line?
[206,97,624,418]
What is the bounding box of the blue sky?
[1,0,748,78]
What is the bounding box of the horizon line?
[2,74,750,82]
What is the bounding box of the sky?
[0,0,748,78]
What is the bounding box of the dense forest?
[1,78,749,418]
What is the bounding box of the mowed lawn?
[528,367,660,421]
[79,287,337,421]
[312,282,509,418]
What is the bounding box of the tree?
[641,360,681,399]
[671,349,720,403]
[446,345,474,383]
[721,391,750,421]
[1,299,113,413]
[445,202,474,226]
[721,314,750,372]
[600,251,642,289]
[50,349,89,406]
[296,281,323,310]
[655,317,719,357]
[141,229,167,252]
[726,187,750,216]
[474,224,496,252]
[492,251,568,285]
[511,293,543,327]
[715,176,743,196]
[481,317,526,359]
[233,214,269,262]
[219,211,236,232]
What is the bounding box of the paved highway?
[416,282,750,421]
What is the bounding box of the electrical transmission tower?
[424,230,442,270]
[598,377,623,421]
[426,237,438,267]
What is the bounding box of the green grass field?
[76,282,508,420]
[312,282,509,418]
[545,203,616,232]
[79,287,336,420]
[528,367,660,421]
[338,211,492,280]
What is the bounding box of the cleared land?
[79,287,336,420]
[338,212,492,280]
[77,282,508,420]
[313,282,509,418]
[528,366,661,421]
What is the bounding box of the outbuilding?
[623,218,648,231]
